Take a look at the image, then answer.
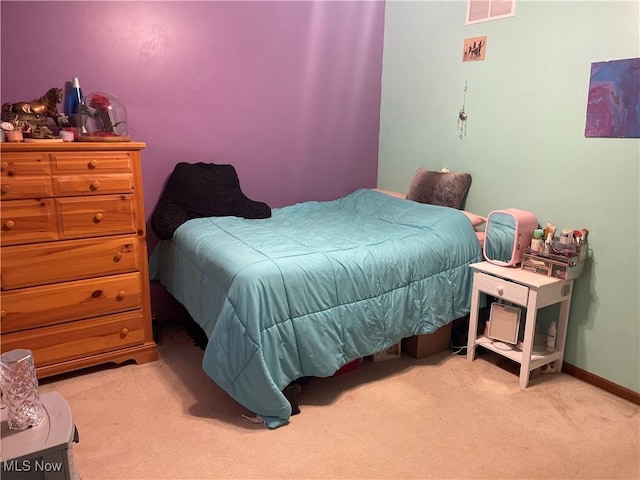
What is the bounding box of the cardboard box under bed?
[402,323,452,359]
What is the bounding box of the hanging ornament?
[458,81,468,139]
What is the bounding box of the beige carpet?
[38,326,639,480]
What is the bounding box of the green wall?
[378,0,639,392]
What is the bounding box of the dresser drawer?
[0,198,58,246]
[51,152,133,173]
[1,176,54,200]
[0,310,145,368]
[58,194,135,238]
[1,272,143,332]
[1,235,140,290]
[475,271,529,305]
[53,174,134,196]
[1,153,51,176]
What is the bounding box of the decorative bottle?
[546,321,557,352]
[531,229,544,253]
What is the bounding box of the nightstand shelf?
[466,261,574,388]
[474,335,563,368]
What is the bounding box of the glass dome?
[78,91,129,139]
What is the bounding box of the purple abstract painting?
[585,57,640,138]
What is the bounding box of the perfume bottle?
[546,321,557,352]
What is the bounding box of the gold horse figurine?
[2,87,64,126]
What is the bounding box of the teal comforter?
[150,189,482,428]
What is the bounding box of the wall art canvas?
[585,57,640,138]
[463,36,487,62]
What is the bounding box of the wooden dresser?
[0,141,158,378]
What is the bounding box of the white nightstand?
[466,261,574,388]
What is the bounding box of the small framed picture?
[463,36,487,62]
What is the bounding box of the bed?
[149,187,483,428]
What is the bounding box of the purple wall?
[1,1,384,222]
[1,1,385,317]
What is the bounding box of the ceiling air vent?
[466,0,516,25]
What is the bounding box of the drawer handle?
[116,290,126,300]
[1,161,8,170]
[90,181,100,191]
[1,310,6,318]
[94,213,104,222]
[121,328,129,337]
[4,220,15,230]
[114,252,123,262]
[497,286,504,296]
[1,185,9,194]
[89,159,99,169]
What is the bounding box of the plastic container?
[546,321,557,352]
[551,240,578,257]
[530,229,544,252]
[5,130,23,142]
[559,228,574,245]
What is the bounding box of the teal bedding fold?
[150,189,482,428]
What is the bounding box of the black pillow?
[151,162,271,240]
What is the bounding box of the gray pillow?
[405,169,472,209]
